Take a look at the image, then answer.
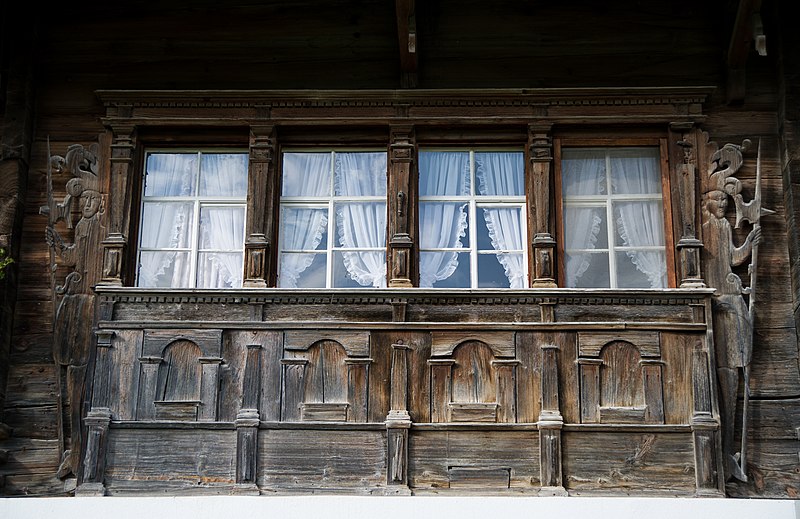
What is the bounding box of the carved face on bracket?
[80,190,102,219]
[704,190,728,219]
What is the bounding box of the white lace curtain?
[138,153,246,288]
[418,152,470,288]
[562,149,665,288]
[475,152,525,288]
[611,151,666,288]
[419,151,525,288]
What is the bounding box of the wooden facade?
[1,0,798,498]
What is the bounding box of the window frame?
[416,147,529,289]
[276,147,389,289]
[135,147,250,289]
[553,137,676,289]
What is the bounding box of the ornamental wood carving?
[41,142,105,479]
[701,135,773,482]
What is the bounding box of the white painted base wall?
[1,496,798,519]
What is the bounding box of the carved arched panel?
[158,339,203,402]
[451,341,497,404]
[303,340,348,404]
[429,339,518,423]
[600,341,644,409]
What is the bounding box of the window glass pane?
[196,252,243,288]
[613,201,664,248]
[615,251,666,288]
[335,152,387,196]
[561,149,606,196]
[335,202,386,248]
[563,206,608,251]
[419,202,469,249]
[279,252,326,288]
[138,251,192,288]
[419,151,470,196]
[282,152,331,197]
[565,251,609,288]
[420,251,470,288]
[140,202,194,249]
[199,153,248,197]
[333,251,386,288]
[280,207,328,251]
[199,206,245,250]
[144,153,197,197]
[478,253,514,288]
[609,148,661,194]
[475,152,524,196]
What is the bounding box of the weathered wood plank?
[659,333,693,425]
[562,432,696,495]
[104,429,236,486]
[258,429,386,491]
[408,430,539,490]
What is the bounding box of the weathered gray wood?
[562,432,696,495]
[578,331,661,358]
[280,359,307,422]
[408,430,539,491]
[493,360,518,423]
[258,429,386,492]
[431,331,514,358]
[429,360,453,423]
[284,330,370,357]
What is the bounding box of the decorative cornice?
[96,87,714,126]
[96,287,713,308]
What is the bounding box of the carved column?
[236,344,261,490]
[386,342,412,493]
[539,343,566,495]
[669,123,705,287]
[691,339,724,496]
[100,123,137,286]
[244,125,276,287]
[76,330,115,496]
[387,126,415,287]
[527,124,557,287]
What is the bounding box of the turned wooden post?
[244,125,276,287]
[691,339,724,496]
[77,329,115,495]
[669,123,705,287]
[539,343,566,495]
[236,344,262,486]
[388,126,416,287]
[528,124,557,287]
[100,123,136,286]
[386,342,412,492]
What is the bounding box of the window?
[277,151,388,288]
[136,151,248,288]
[418,150,527,288]
[557,145,670,288]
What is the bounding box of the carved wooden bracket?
[527,124,557,288]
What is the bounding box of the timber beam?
[395,0,418,88]
[726,0,767,104]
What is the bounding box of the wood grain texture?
[562,432,696,495]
